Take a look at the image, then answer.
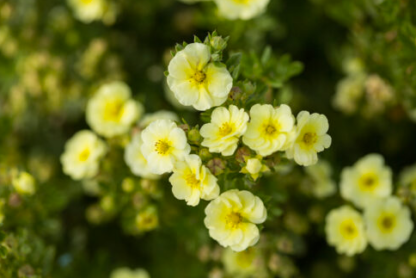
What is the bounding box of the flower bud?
[207,158,226,176]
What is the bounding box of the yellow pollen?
[378,214,396,233]
[78,148,90,162]
[225,212,243,229]
[155,140,171,155]
[232,0,249,3]
[218,122,234,136]
[104,99,124,122]
[185,172,200,188]
[81,0,93,4]
[339,220,358,240]
[265,124,276,135]
[359,173,378,191]
[302,132,317,145]
[193,71,206,83]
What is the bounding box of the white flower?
[200,105,249,156]
[286,111,332,166]
[67,0,106,23]
[60,130,107,180]
[242,104,295,156]
[213,0,270,20]
[325,206,367,256]
[110,267,150,278]
[340,153,392,209]
[169,154,219,206]
[167,43,233,111]
[124,133,160,180]
[141,119,191,174]
[12,171,36,195]
[364,196,413,250]
[86,81,143,138]
[139,110,179,129]
[204,190,267,251]
[305,160,336,199]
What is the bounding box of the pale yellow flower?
[305,160,336,199]
[124,133,159,180]
[167,43,233,111]
[200,105,249,156]
[60,130,107,180]
[213,0,270,20]
[325,206,367,256]
[141,119,191,174]
[169,154,219,206]
[364,196,413,250]
[286,111,331,166]
[242,104,295,156]
[222,247,266,278]
[139,110,179,129]
[340,154,392,209]
[67,0,106,23]
[204,190,267,251]
[86,81,143,138]
[136,206,159,233]
[12,171,36,195]
[400,164,416,188]
[110,267,150,278]
[333,74,366,114]
[240,157,269,181]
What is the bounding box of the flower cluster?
[325,154,414,256]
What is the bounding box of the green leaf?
[261,46,272,66]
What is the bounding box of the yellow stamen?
[225,212,243,229]
[218,122,234,136]
[155,140,171,155]
[78,148,90,162]
[193,71,206,83]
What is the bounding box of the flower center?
[81,0,93,3]
[193,71,206,83]
[155,139,171,155]
[232,0,250,4]
[339,219,358,240]
[185,172,200,188]
[358,173,378,191]
[78,148,90,162]
[378,214,396,233]
[302,132,317,145]
[225,212,243,229]
[218,122,234,136]
[263,124,277,136]
[104,99,124,122]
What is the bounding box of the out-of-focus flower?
[333,74,366,115]
[86,81,143,138]
[12,171,36,195]
[0,199,4,224]
[139,110,179,129]
[305,160,336,199]
[240,157,269,181]
[67,0,106,23]
[222,247,266,278]
[204,190,267,251]
[340,154,392,209]
[213,0,270,20]
[124,133,159,180]
[141,119,191,174]
[364,196,413,250]
[200,105,249,156]
[169,154,219,206]
[242,104,295,156]
[400,164,416,189]
[110,267,150,278]
[286,111,331,166]
[60,130,107,180]
[136,206,159,232]
[167,43,233,111]
[325,206,367,256]
[364,74,394,115]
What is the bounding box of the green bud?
[210,36,227,51]
[199,148,212,161]
[188,128,201,143]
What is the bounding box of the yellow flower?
[60,130,107,180]
[136,206,159,232]
[139,110,179,129]
[399,163,416,189]
[242,104,295,156]
[340,154,392,209]
[110,267,150,278]
[333,74,366,115]
[240,157,269,181]
[12,171,36,195]
[124,133,160,180]
[200,105,249,156]
[364,196,413,250]
[67,0,106,23]
[86,81,143,138]
[222,247,266,278]
[204,190,267,251]
[167,43,233,111]
[141,119,190,174]
[169,154,219,206]
[305,160,336,199]
[213,0,270,20]
[286,111,331,166]
[325,206,367,256]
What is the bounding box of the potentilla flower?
[141,119,191,174]
[213,0,270,20]
[242,104,295,157]
[222,247,266,278]
[305,160,336,199]
[204,189,267,252]
[167,43,233,111]
[169,154,219,206]
[110,267,150,278]
[340,153,392,209]
[124,133,159,180]
[364,196,413,250]
[60,130,107,180]
[200,105,249,156]
[67,0,106,23]
[12,171,36,195]
[136,205,159,233]
[286,111,332,166]
[86,81,143,138]
[325,206,367,256]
